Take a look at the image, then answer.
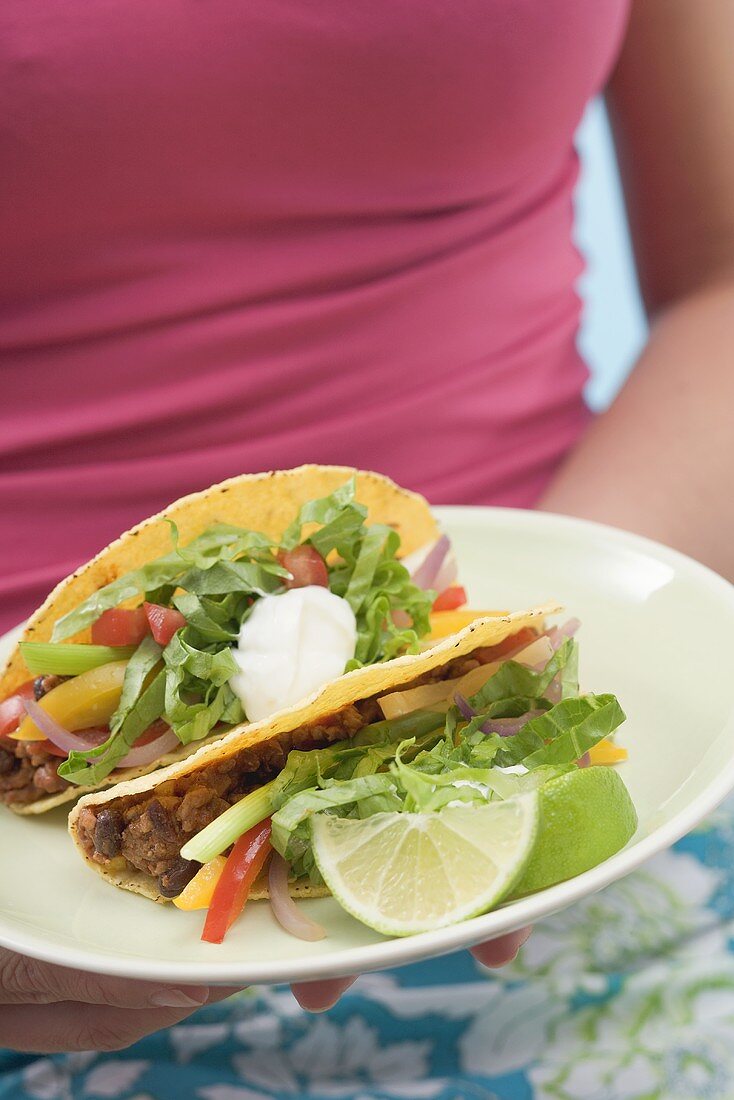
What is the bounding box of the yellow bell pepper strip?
[10,661,128,742]
[427,609,508,641]
[173,856,227,910]
[201,819,272,944]
[588,740,628,765]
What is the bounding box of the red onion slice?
[577,751,591,769]
[454,694,543,737]
[411,535,450,591]
[432,554,459,597]
[546,618,581,651]
[454,692,476,721]
[118,727,180,768]
[268,852,326,941]
[480,711,544,737]
[21,698,108,756]
[22,699,179,768]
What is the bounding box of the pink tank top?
[1,1,629,632]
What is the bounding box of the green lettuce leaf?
[271,773,401,877]
[109,634,163,735]
[503,693,626,769]
[281,477,367,556]
[171,592,243,643]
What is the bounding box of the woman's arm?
[539,0,734,580]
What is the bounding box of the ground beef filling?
[76,646,503,896]
[0,676,70,805]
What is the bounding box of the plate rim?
[1,504,733,985]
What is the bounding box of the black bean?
[93,809,125,859]
[0,749,15,776]
[158,858,200,898]
[146,799,177,839]
[33,675,64,701]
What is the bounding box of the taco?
[69,604,562,909]
[68,600,635,943]
[0,466,460,813]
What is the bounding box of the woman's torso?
[1,0,628,630]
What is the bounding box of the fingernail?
[150,986,210,1008]
[205,985,248,1003]
[307,995,339,1014]
[292,977,356,1013]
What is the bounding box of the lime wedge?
[509,765,637,898]
[311,793,539,936]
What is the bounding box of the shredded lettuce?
[270,708,446,809]
[284,480,434,665]
[281,478,367,556]
[162,631,244,745]
[271,774,402,877]
[51,524,259,641]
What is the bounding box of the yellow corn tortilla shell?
[1,465,439,814]
[69,603,560,903]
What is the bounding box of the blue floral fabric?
[5,793,734,1100]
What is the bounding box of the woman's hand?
[290,926,532,1012]
[0,948,243,1053]
[0,928,532,1050]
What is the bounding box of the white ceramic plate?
[1,507,733,986]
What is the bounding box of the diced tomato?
[201,819,272,944]
[132,718,170,747]
[432,585,467,612]
[91,608,149,647]
[144,602,186,646]
[473,627,538,664]
[0,681,36,737]
[277,545,329,589]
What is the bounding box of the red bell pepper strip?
[201,819,273,944]
[432,585,467,612]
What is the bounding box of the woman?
[2,0,733,1093]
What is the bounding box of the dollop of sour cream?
[230,586,357,722]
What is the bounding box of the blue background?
[574,99,647,411]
